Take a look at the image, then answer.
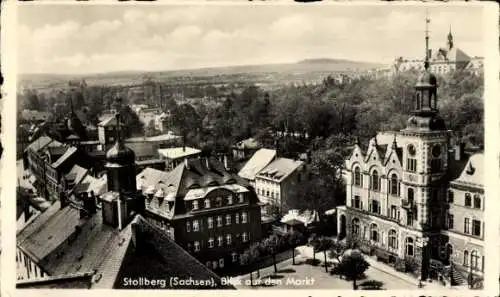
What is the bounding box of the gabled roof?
[238,148,277,181]
[451,153,483,188]
[257,157,304,183]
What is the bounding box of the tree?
[263,234,281,273]
[287,231,303,265]
[239,251,255,287]
[308,235,319,263]
[336,250,370,290]
[312,236,333,272]
[328,238,348,263]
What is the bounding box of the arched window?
[471,250,480,270]
[390,173,399,195]
[473,195,481,209]
[352,218,360,236]
[371,170,379,191]
[463,250,469,266]
[465,193,472,207]
[446,244,453,259]
[407,188,414,203]
[370,223,379,242]
[354,167,362,186]
[405,237,414,257]
[388,229,398,249]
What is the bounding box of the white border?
[2,2,499,297]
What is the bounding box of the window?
[447,214,454,230]
[266,190,270,196]
[186,222,191,232]
[241,212,248,223]
[405,237,414,257]
[407,188,414,203]
[192,200,199,210]
[187,243,192,252]
[388,229,398,249]
[218,236,223,247]
[407,212,413,226]
[390,206,397,219]
[239,193,244,203]
[212,261,218,269]
[370,200,380,214]
[242,232,248,242]
[465,193,472,207]
[216,197,223,207]
[473,195,481,209]
[232,253,238,263]
[194,241,200,252]
[406,158,417,172]
[217,216,223,227]
[206,261,211,268]
[227,195,233,205]
[463,250,469,266]
[219,258,225,268]
[235,213,240,224]
[464,218,471,234]
[471,251,480,270]
[193,220,200,232]
[431,159,441,173]
[370,223,379,242]
[371,170,379,191]
[352,196,361,209]
[226,234,232,245]
[472,219,481,236]
[390,174,399,195]
[354,167,362,186]
[226,214,231,225]
[208,238,214,248]
[205,199,211,208]
[208,217,214,229]
[448,190,454,203]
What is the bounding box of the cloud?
[17,6,484,74]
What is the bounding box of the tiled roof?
[115,216,232,289]
[157,147,201,160]
[24,136,53,153]
[138,158,251,219]
[451,153,483,188]
[238,148,276,181]
[257,157,304,183]
[52,146,78,168]
[17,201,81,261]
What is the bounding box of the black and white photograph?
[12,2,492,291]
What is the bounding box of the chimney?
[455,143,465,161]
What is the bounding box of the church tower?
[105,113,137,193]
[447,25,454,50]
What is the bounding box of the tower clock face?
[432,145,442,157]
[408,144,416,156]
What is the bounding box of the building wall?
[16,248,46,281]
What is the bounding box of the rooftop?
[126,133,181,143]
[256,157,304,183]
[451,153,483,189]
[238,148,277,181]
[157,147,201,160]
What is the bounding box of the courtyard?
[231,245,447,290]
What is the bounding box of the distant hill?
[19,58,386,91]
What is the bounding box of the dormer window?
[204,198,211,208]
[227,195,233,205]
[192,200,199,210]
[216,197,223,207]
[239,193,244,203]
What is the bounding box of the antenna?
[424,10,431,70]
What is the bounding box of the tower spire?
[424,11,430,70]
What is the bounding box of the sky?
[17,4,484,75]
